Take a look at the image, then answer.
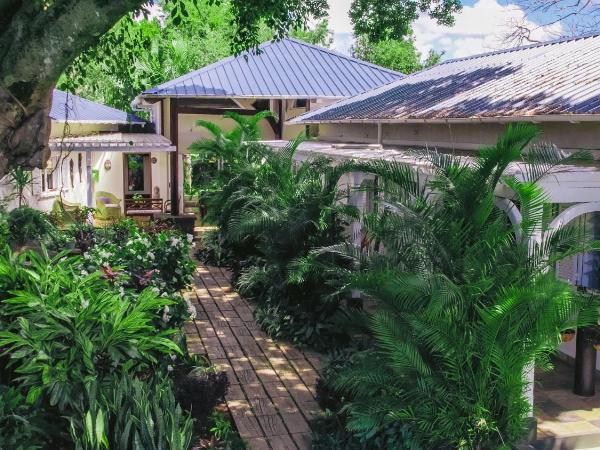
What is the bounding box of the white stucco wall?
[317,121,600,152]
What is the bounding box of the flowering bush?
[83,224,195,293]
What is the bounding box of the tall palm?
[321,124,600,448]
[224,138,360,348]
[189,110,275,220]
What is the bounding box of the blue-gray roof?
[292,34,600,123]
[50,89,145,124]
[142,38,403,99]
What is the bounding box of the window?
[293,99,308,108]
[41,156,60,192]
[69,159,75,187]
[78,153,83,182]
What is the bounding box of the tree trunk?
[0,0,145,177]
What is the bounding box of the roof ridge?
[438,32,600,66]
[282,37,404,76]
[142,38,403,95]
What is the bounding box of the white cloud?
[413,0,564,59]
[328,0,353,34]
[327,0,564,59]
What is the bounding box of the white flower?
[186,234,194,243]
[151,287,160,294]
[185,297,197,319]
[167,365,174,372]
[170,354,177,361]
[81,299,89,308]
[119,287,126,297]
[83,252,90,260]
[80,270,88,276]
[161,292,169,298]
[162,305,171,323]
[147,252,155,260]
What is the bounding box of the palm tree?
[3,167,32,207]
[319,124,600,449]
[219,138,360,348]
[189,110,275,221]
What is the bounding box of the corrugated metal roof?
[141,38,402,99]
[291,34,600,123]
[50,89,146,124]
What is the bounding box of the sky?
[327,0,564,60]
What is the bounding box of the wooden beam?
[176,107,255,115]
[170,98,180,216]
[277,100,284,139]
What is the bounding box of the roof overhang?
[290,114,600,125]
[49,132,175,153]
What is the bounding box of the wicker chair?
[95,191,122,221]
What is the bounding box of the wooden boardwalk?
[183,264,323,450]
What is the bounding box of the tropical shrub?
[6,206,54,247]
[190,110,275,223]
[0,384,48,449]
[319,124,600,448]
[0,246,200,448]
[68,374,194,450]
[82,219,196,296]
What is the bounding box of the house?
[133,38,402,214]
[289,33,600,439]
[0,89,174,217]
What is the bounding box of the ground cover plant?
[0,215,235,449]
[312,124,600,449]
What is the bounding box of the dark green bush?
[0,246,197,448]
[6,206,54,246]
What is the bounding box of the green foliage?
[349,0,462,42]
[6,206,54,247]
[353,37,442,73]
[3,167,33,207]
[68,375,193,450]
[81,219,196,297]
[0,245,198,448]
[0,385,47,449]
[192,115,360,348]
[319,124,600,448]
[59,0,330,113]
[290,19,332,47]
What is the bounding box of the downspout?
[377,122,383,145]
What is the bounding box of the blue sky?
[327,0,565,59]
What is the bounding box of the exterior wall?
[177,113,277,155]
[1,117,171,214]
[318,121,600,152]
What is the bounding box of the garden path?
[183,263,324,450]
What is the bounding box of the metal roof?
[291,34,600,124]
[141,38,402,99]
[49,132,173,152]
[50,89,146,124]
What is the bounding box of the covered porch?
[49,132,179,220]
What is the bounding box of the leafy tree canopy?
[59,1,332,113]
[0,0,327,176]
[353,37,443,73]
[350,0,462,42]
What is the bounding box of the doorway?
[123,153,152,198]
